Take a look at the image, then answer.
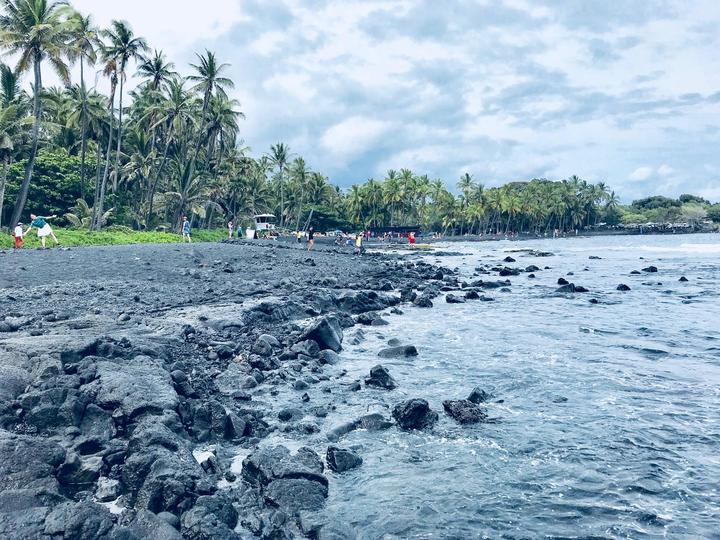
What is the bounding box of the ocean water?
[317,233,720,539]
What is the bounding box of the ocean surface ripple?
[301,234,720,538]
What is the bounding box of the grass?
[1,227,226,249]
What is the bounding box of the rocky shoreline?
[0,240,497,539]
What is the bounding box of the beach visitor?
[307,227,315,251]
[409,231,416,247]
[26,214,59,248]
[13,222,24,249]
[354,233,364,255]
[181,216,192,243]
[228,221,234,239]
[296,230,303,244]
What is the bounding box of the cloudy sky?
[67,0,720,201]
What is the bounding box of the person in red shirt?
[408,231,416,247]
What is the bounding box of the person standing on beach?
[307,227,315,251]
[25,214,59,248]
[228,221,234,239]
[181,216,192,243]
[408,231,416,247]
[13,222,24,249]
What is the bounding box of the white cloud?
[321,116,392,160]
[71,0,245,54]
[657,164,674,176]
[629,166,654,181]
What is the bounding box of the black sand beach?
[0,241,455,539]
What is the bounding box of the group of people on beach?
[11,214,60,249]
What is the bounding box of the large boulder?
[42,502,115,539]
[442,400,487,424]
[326,447,362,473]
[364,365,397,390]
[85,356,178,420]
[242,446,328,515]
[0,429,66,538]
[392,399,438,430]
[301,317,343,353]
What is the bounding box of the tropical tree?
[66,10,97,198]
[0,0,71,227]
[101,19,148,188]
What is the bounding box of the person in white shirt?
[13,222,24,249]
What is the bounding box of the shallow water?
[267,234,720,538]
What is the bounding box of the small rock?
[617,284,631,291]
[442,400,487,424]
[364,365,397,390]
[378,345,418,358]
[326,447,362,473]
[392,399,438,430]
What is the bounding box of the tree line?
[1,0,717,236]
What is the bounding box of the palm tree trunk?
[0,157,9,228]
[279,166,285,228]
[146,127,174,227]
[9,54,42,228]
[113,74,124,191]
[79,57,87,200]
[94,86,116,231]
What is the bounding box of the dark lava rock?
[378,345,418,358]
[679,276,689,282]
[617,284,631,291]
[467,387,491,404]
[503,256,516,263]
[589,298,599,304]
[630,270,642,275]
[326,413,393,442]
[556,283,576,293]
[642,266,658,273]
[364,365,397,390]
[442,400,488,424]
[574,285,589,293]
[525,265,540,272]
[301,316,343,352]
[326,447,363,473]
[589,255,602,260]
[392,399,438,430]
[241,446,328,513]
[499,267,520,277]
[445,294,466,304]
[413,295,433,308]
[528,273,536,279]
[465,290,481,300]
[557,277,569,286]
[318,349,341,365]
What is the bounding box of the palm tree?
[0,0,71,227]
[92,52,117,230]
[0,100,22,227]
[0,62,23,106]
[268,142,291,227]
[136,49,176,90]
[144,78,196,225]
[101,20,148,189]
[187,50,233,183]
[66,10,98,199]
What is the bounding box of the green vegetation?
[0,0,717,240]
[1,226,224,249]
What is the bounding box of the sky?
[53,1,720,201]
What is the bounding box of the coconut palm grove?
[0,0,718,238]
